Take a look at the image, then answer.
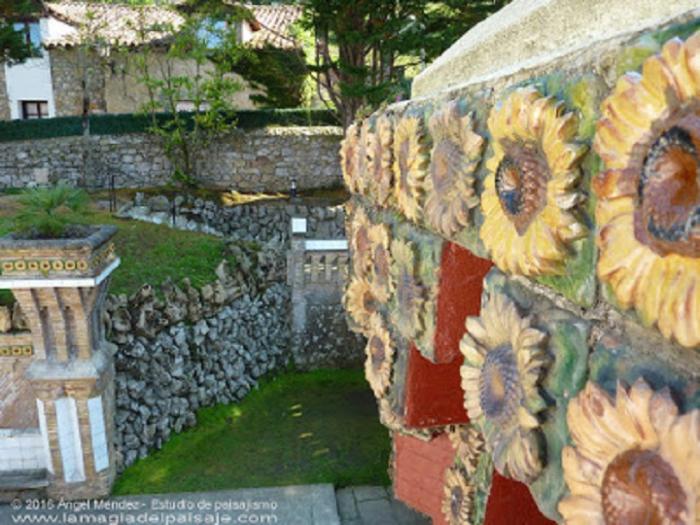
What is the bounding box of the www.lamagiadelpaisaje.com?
[6,497,280,524]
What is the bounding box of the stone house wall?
[104,51,261,114]
[49,48,106,117]
[0,67,10,121]
[0,126,343,191]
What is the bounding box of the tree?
[0,0,40,64]
[131,0,249,187]
[300,0,509,127]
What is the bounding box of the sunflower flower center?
[496,142,550,236]
[362,289,377,313]
[637,125,700,257]
[399,139,411,191]
[432,138,462,194]
[373,245,389,285]
[355,227,371,257]
[450,486,464,518]
[601,448,687,525]
[370,336,386,370]
[397,269,419,312]
[479,344,521,423]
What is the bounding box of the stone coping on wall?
[412,0,700,97]
[253,126,344,137]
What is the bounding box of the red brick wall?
[402,243,492,428]
[393,432,455,525]
[404,345,468,428]
[484,471,556,525]
[434,243,493,363]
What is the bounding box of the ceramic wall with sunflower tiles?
[343,18,700,525]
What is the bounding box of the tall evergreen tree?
[300,0,509,126]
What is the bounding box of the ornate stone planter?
[0,225,120,500]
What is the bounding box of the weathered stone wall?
[49,48,106,117]
[0,127,343,192]
[104,51,262,114]
[0,66,10,121]
[111,284,291,468]
[117,192,347,244]
[100,235,362,468]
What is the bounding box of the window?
[196,18,228,49]
[12,21,42,53]
[21,101,49,120]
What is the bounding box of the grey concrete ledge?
[0,484,341,525]
[412,0,700,98]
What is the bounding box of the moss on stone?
[652,18,700,47]
[614,35,659,77]
[565,76,606,141]
[536,236,597,308]
[470,451,494,525]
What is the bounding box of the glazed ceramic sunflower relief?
[442,464,477,525]
[593,32,700,349]
[480,87,588,278]
[560,378,700,525]
[365,112,395,208]
[424,99,486,239]
[341,121,362,194]
[460,269,591,520]
[459,287,550,485]
[393,110,430,223]
[344,199,397,325]
[389,222,443,361]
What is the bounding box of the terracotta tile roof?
[43,2,184,48]
[246,5,302,50]
[42,2,302,51]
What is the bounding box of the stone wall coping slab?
[304,240,348,251]
[412,0,700,97]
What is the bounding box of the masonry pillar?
[0,225,119,500]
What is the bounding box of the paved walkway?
[0,484,429,525]
[337,486,430,525]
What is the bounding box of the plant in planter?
[12,184,89,239]
[1,184,118,281]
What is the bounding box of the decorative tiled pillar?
[0,226,119,500]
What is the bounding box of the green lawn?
[0,201,235,299]
[113,369,391,495]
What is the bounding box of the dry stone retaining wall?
[0,127,343,192]
[102,236,362,468]
[117,192,347,244]
[111,283,291,468]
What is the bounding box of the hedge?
[0,108,339,142]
